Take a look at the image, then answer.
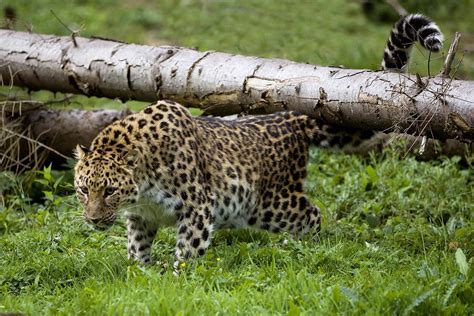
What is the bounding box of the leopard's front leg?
[126,214,158,264]
[174,201,214,262]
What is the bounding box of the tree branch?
[385,0,408,17]
[442,32,462,77]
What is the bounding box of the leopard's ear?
[122,149,140,169]
[74,144,90,160]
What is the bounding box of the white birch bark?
[1,107,131,170]
[0,30,473,141]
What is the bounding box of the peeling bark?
[0,30,473,141]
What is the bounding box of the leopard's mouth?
[90,222,113,231]
[84,215,117,231]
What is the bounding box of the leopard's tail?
[381,13,444,71]
[303,118,343,148]
[304,118,376,150]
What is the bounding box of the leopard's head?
[74,144,140,230]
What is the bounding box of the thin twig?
[44,94,76,105]
[2,126,70,160]
[442,32,461,77]
[385,0,408,17]
[50,9,79,47]
[0,100,45,115]
[427,51,432,78]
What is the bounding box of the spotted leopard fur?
[75,100,324,264]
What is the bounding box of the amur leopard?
[75,100,323,264]
[74,14,443,265]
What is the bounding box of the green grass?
[1,150,473,314]
[1,0,473,314]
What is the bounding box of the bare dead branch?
[385,0,408,17]
[442,32,462,77]
[50,9,79,47]
[1,100,45,115]
[2,126,70,159]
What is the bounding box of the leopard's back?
[193,112,318,231]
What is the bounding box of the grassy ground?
[1,150,472,315]
[1,0,473,315]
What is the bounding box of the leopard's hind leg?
[250,190,321,239]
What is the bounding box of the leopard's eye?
[104,187,117,197]
[80,186,89,195]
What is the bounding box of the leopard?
[74,13,444,266]
[74,100,324,264]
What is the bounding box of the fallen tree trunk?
[0,30,473,142]
[1,105,131,171]
[1,106,470,172]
